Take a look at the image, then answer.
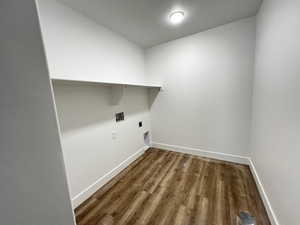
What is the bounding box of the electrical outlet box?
[139,121,143,127]
[115,112,124,122]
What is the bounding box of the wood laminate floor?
[75,148,271,225]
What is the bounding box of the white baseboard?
[71,142,279,225]
[72,145,149,208]
[152,142,279,225]
[152,142,250,165]
[248,159,280,225]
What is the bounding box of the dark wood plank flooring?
[75,148,271,225]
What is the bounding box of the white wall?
[37,0,147,84]
[251,0,300,224]
[146,17,256,157]
[52,82,151,207]
[0,1,75,225]
[36,0,152,207]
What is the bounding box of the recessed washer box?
[115,112,124,122]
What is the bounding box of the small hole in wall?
[144,131,150,146]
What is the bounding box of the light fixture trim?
[169,10,185,24]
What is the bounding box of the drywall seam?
[152,142,250,165]
[72,145,149,208]
[248,159,280,225]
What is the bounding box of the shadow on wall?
[52,82,150,133]
[148,87,160,108]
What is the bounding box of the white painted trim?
[72,145,149,208]
[248,159,280,225]
[152,142,250,165]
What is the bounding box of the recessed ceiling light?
[169,11,185,25]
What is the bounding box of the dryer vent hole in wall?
[144,131,150,146]
[115,112,124,122]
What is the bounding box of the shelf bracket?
[111,84,124,105]
[148,87,161,107]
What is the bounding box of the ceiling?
[59,0,262,48]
